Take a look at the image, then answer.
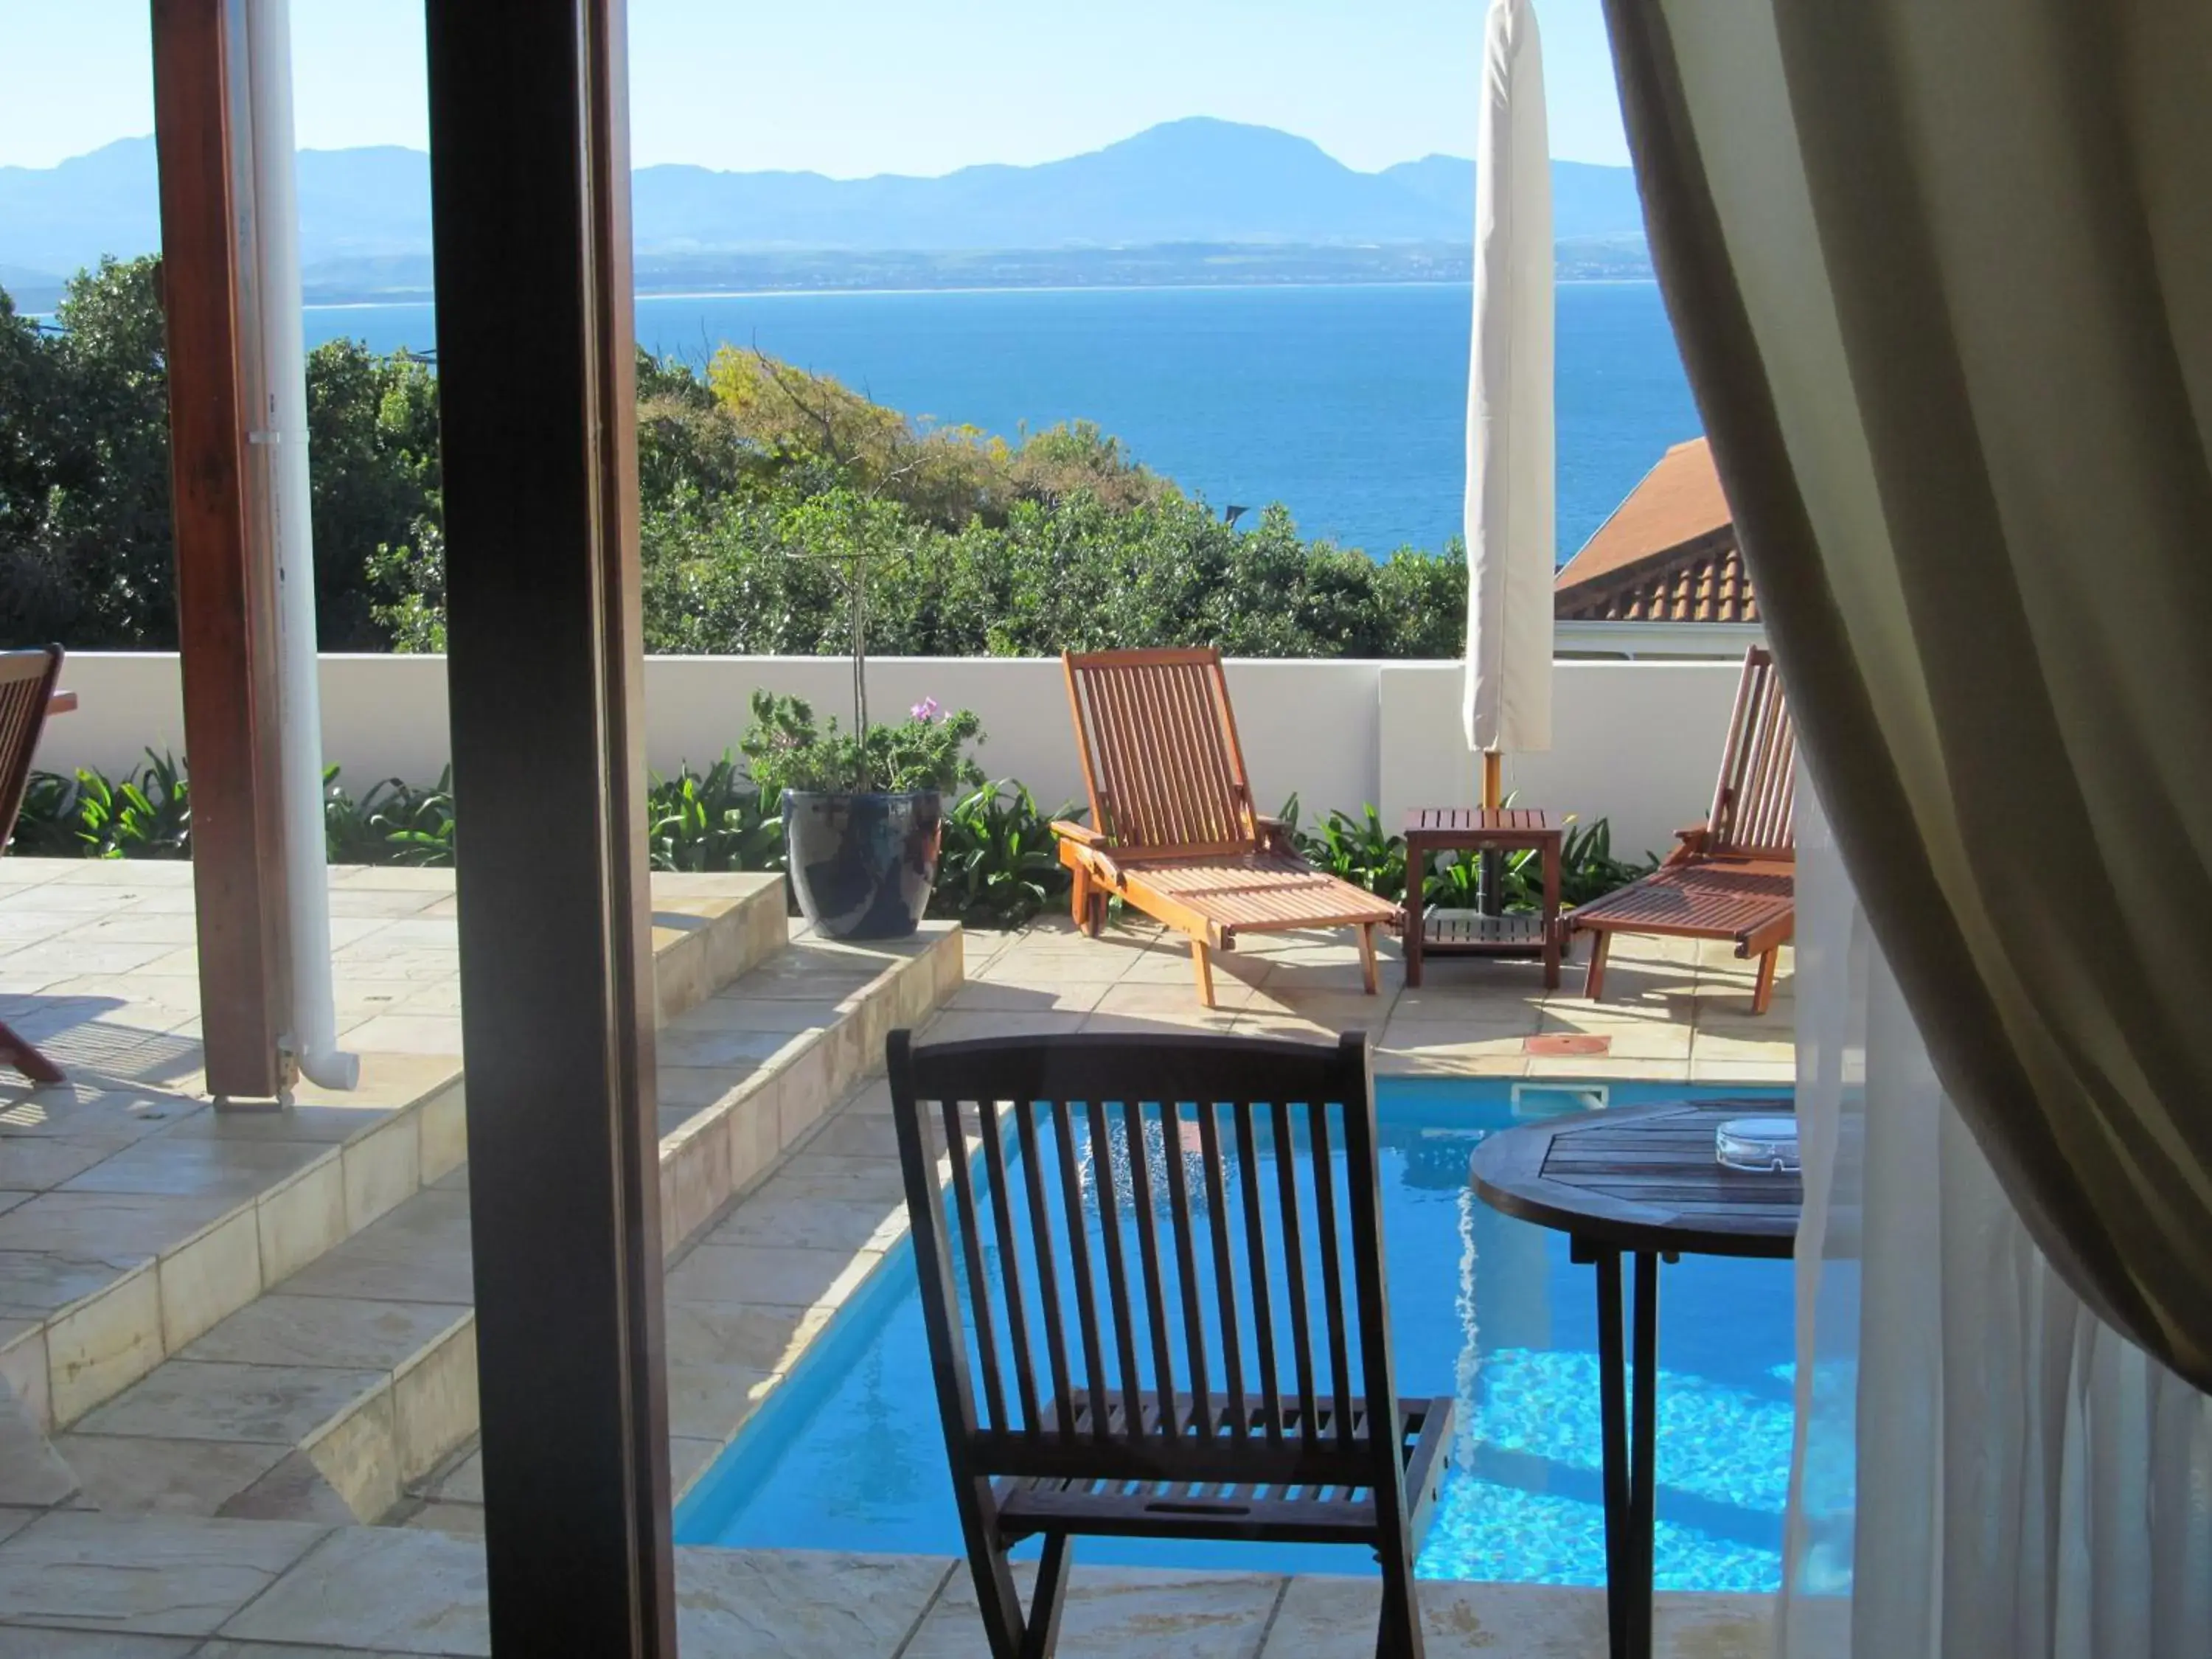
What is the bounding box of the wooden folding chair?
[0,647,68,1082]
[889,1028,1452,1658]
[1051,648,1401,1006]
[1568,645,1796,1012]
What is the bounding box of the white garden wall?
[40,653,1746,860]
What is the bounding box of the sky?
[0,1,1629,176]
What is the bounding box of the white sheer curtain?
[1783,779,2212,1659]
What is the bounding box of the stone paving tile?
[0,1511,326,1638]
[1254,1577,1777,1658]
[945,978,1112,1013]
[1102,949,1253,987]
[72,1360,392,1447]
[0,1192,237,1269]
[664,1242,883,1312]
[902,1561,1284,1658]
[661,1302,830,1376]
[335,1017,465,1060]
[399,1502,484,1537]
[0,1087,204,1150]
[657,1022,803,1070]
[662,1363,775,1442]
[0,1382,78,1506]
[59,1138,328,1203]
[697,1189,905,1253]
[0,1141,131,1194]
[1079,1009,1246,1037]
[216,1526,487,1654]
[671,1548,954,1659]
[423,1450,479,1503]
[215,1452,358,1526]
[0,1251,137,1320]
[178,1295,466,1372]
[51,1435,286,1517]
[0,1632,201,1657]
[919,1009,1087,1044]
[155,1102,400,1145]
[277,1192,475,1307]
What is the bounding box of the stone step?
[45,919,964,1522]
[0,870,785,1481]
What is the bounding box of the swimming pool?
[675,1077,1806,1591]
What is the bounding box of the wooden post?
[1478,749,1506,914]
[425,0,673,1651]
[150,0,293,1103]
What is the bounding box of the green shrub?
[648,754,784,874]
[6,260,1470,658]
[1276,794,1654,911]
[13,751,191,860]
[7,745,1651,928]
[930,780,1080,930]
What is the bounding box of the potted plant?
[740,487,984,939]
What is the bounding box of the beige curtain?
[1601,0,2212,1387]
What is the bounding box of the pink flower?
[910,698,941,723]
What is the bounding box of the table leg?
[1590,1245,1660,1659]
[1628,1251,1660,1659]
[1404,838,1426,988]
[1542,835,1562,990]
[1593,1248,1631,1659]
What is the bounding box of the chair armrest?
[1663,824,1711,866]
[1253,815,1298,857]
[1051,820,1107,848]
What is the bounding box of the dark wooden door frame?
[424,0,673,1651]
[150,0,293,1103]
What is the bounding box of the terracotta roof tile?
[1553,437,1759,624]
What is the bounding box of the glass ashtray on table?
[1714,1116,1800,1174]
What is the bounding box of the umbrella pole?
[1478,751,1504,917]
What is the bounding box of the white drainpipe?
[247,0,358,1092]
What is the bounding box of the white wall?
[40,653,1744,860]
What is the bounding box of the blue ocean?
[302,281,1698,560]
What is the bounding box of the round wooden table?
[1469,1100,1801,1659]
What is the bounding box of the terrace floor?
[0,860,1797,1655]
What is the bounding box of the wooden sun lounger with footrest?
[1051,647,1402,1006]
[1568,644,1798,1013]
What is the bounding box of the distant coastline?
[265,235,1649,312]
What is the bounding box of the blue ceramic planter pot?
[782,789,943,940]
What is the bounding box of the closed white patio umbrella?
[1463,0,1555,811]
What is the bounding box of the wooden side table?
[1402,806,1562,989]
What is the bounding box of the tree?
[302,338,442,647]
[3,266,1469,662]
[0,257,174,646]
[0,260,448,650]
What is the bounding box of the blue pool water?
[677,1078,1807,1590]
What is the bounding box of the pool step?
[0,872,787,1470]
[43,919,963,1523]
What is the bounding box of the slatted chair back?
[1062,647,1259,858]
[0,648,63,852]
[1705,645,1796,859]
[888,1028,1413,1521]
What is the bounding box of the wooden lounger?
[1568,645,1797,1014]
[888,1029,1453,1658]
[0,647,68,1082]
[1052,648,1401,1006]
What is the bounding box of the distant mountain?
[0,118,1648,296]
[1379,154,1647,243]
